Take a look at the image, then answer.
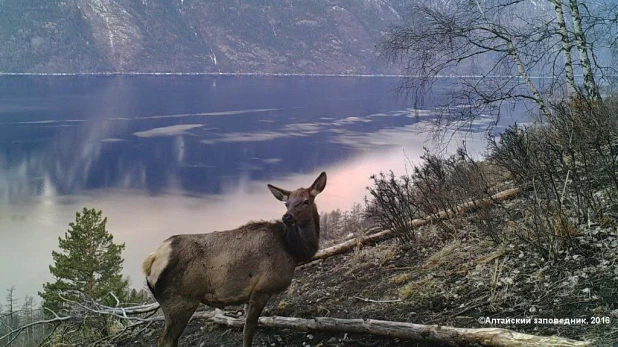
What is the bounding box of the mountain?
[0,0,405,74]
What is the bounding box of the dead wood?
[303,188,520,265]
[191,310,589,347]
[4,306,588,347]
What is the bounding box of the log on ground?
[304,188,521,265]
[191,311,589,347]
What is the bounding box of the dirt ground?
[116,209,617,346]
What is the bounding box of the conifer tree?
[39,208,129,313]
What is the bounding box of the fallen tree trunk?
[191,310,589,347]
[2,304,589,347]
[304,188,520,265]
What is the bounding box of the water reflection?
[0,76,494,299]
[0,76,429,200]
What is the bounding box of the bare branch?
[0,313,72,347]
[380,0,615,135]
[353,296,403,303]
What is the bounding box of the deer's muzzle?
[282,213,296,225]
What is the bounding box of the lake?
[0,75,505,301]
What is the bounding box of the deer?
[142,172,327,347]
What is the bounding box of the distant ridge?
[0,0,405,74]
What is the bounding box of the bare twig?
[353,296,402,303]
[0,315,73,347]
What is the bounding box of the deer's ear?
[309,172,327,197]
[267,184,291,202]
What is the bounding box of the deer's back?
[154,221,296,306]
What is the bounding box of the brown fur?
[144,172,327,347]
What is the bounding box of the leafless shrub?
[365,171,419,242]
[365,146,503,243]
[412,148,497,234]
[488,93,618,258]
[549,95,618,217]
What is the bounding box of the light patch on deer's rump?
[143,240,173,286]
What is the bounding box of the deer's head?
[267,172,327,227]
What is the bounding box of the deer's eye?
[303,199,309,205]
[285,202,290,207]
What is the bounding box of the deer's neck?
[283,207,320,263]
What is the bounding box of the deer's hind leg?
[242,292,271,347]
[158,300,199,347]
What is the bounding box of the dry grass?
[390,273,413,285]
[474,244,506,265]
[426,242,461,271]
[349,241,397,267]
[399,275,441,302]
[276,299,290,311]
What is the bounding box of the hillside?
[116,206,617,346]
[0,0,405,74]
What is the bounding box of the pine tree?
[39,208,129,314]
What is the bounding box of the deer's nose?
[282,213,296,224]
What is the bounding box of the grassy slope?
[117,199,617,346]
